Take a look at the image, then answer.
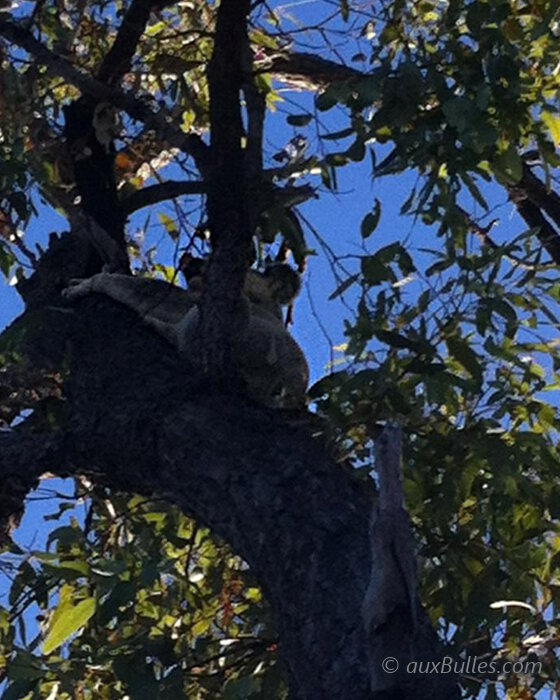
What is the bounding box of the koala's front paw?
[62,278,92,300]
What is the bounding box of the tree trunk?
[0,297,458,699]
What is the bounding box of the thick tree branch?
[198,0,253,378]
[1,291,458,698]
[207,0,251,233]
[0,22,364,175]
[520,163,560,231]
[121,180,315,216]
[266,51,362,88]
[243,34,266,234]
[0,431,65,482]
[0,430,66,543]
[0,299,372,696]
[121,179,206,214]
[508,187,560,265]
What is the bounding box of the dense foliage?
[1,0,560,697]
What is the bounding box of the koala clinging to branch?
[179,254,302,321]
[63,265,309,409]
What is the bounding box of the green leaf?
[442,97,477,133]
[325,152,349,168]
[42,595,95,654]
[354,77,381,106]
[41,560,89,581]
[492,298,517,326]
[9,191,28,219]
[379,23,399,44]
[286,114,312,127]
[397,249,414,275]
[346,138,366,162]
[375,329,428,352]
[400,187,416,215]
[321,164,339,190]
[145,21,166,37]
[460,173,489,210]
[329,274,360,300]
[542,111,560,147]
[46,525,82,549]
[0,243,14,278]
[492,145,522,184]
[321,127,355,141]
[223,675,262,700]
[361,199,381,238]
[113,655,160,700]
[361,255,394,285]
[158,212,179,240]
[2,679,38,700]
[446,337,483,384]
[6,651,43,682]
[315,82,351,111]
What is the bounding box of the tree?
[0,0,560,698]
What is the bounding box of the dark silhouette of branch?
[267,51,361,88]
[66,0,188,260]
[199,0,254,378]
[0,430,65,543]
[454,203,499,249]
[520,162,560,231]
[207,0,250,210]
[121,180,315,215]
[122,180,206,214]
[363,426,458,698]
[243,30,266,233]
[0,295,460,697]
[456,191,560,270]
[509,189,560,265]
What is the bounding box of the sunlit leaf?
[43,594,95,655]
[542,111,560,147]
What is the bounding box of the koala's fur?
[63,266,308,408]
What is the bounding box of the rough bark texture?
[1,298,375,698]
[1,296,462,699]
[193,0,254,381]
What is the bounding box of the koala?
[179,255,301,322]
[63,266,309,409]
[246,263,302,320]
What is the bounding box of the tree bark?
[1,298,374,697]
[0,297,461,699]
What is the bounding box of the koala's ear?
[263,264,302,306]
[180,253,206,280]
[179,253,206,293]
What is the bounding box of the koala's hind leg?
[236,311,309,408]
[63,273,194,324]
